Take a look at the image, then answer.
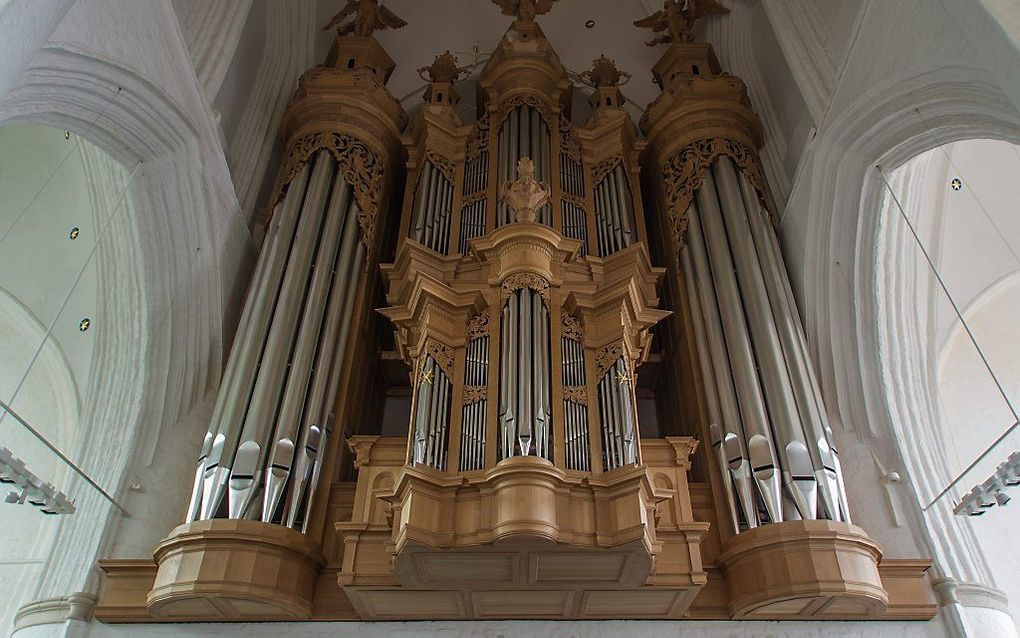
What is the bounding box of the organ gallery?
[94,0,938,622]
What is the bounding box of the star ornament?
[616,370,632,386]
[420,369,435,385]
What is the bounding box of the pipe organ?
[95,0,937,626]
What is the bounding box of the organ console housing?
[94,0,939,624]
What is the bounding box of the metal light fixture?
[0,447,76,515]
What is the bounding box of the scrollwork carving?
[501,272,550,304]
[594,343,624,380]
[272,131,385,248]
[463,385,487,405]
[661,137,769,252]
[497,94,554,128]
[425,149,456,182]
[559,114,580,162]
[466,112,490,159]
[462,191,486,206]
[561,191,585,208]
[563,385,587,405]
[561,315,583,342]
[424,338,455,377]
[592,154,623,186]
[467,311,491,340]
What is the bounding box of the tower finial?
[417,51,470,84]
[323,0,408,38]
[490,0,560,23]
[633,0,728,46]
[580,55,632,89]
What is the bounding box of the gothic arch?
[0,34,252,629]
[792,62,1020,631]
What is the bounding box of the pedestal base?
[719,520,888,619]
[146,519,324,621]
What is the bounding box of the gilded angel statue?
[634,0,729,46]
[490,0,559,22]
[323,0,408,37]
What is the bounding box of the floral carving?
[463,385,487,405]
[425,149,456,182]
[592,154,623,186]
[467,311,491,340]
[563,386,587,405]
[561,315,583,342]
[661,137,768,253]
[501,273,550,303]
[273,131,384,248]
[424,338,455,377]
[594,343,624,380]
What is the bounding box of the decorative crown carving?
[500,158,552,224]
[580,55,632,89]
[634,0,728,46]
[417,51,470,84]
[324,0,408,38]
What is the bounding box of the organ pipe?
[188,152,369,527]
[594,163,637,257]
[499,287,552,460]
[497,105,551,226]
[681,157,851,528]
[461,315,489,471]
[598,357,638,471]
[561,319,590,471]
[411,354,453,470]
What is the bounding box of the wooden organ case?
[340,20,711,619]
[92,0,940,625]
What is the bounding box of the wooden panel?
[471,590,574,618]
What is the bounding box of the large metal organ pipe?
[186,149,366,528]
[597,357,638,470]
[498,286,552,459]
[681,156,850,528]
[594,163,637,257]
[497,105,551,226]
[409,160,455,254]
[561,320,590,471]
[411,354,453,470]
